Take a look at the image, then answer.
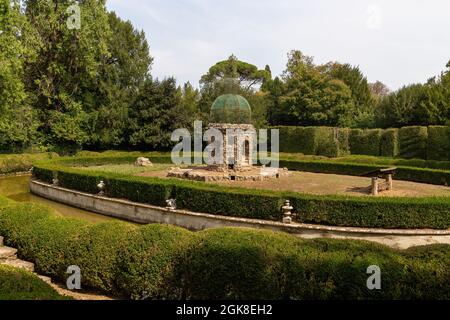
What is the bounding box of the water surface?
[0,175,118,223]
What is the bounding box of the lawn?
[0,265,69,300]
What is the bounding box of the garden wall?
[32,160,450,230]
[273,125,450,160]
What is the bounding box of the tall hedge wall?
[380,129,399,157]
[399,126,429,159]
[274,126,340,157]
[275,126,449,161]
[349,129,383,156]
[427,126,450,161]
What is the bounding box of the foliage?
[1,202,450,300]
[427,126,450,161]
[128,77,189,150]
[267,50,356,127]
[348,129,382,156]
[0,265,68,300]
[398,126,428,159]
[0,152,59,175]
[31,157,450,229]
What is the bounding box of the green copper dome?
[210,94,252,124]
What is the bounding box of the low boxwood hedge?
[31,159,450,229]
[1,203,450,299]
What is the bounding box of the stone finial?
[52,178,59,186]
[97,181,106,196]
[166,199,177,211]
[282,200,294,224]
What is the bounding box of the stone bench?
[362,167,397,195]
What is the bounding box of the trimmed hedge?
[274,126,449,160]
[349,129,383,156]
[0,265,68,300]
[427,126,450,161]
[1,204,450,299]
[274,126,339,157]
[398,126,428,159]
[380,129,399,157]
[32,159,450,229]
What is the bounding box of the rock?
[135,157,153,167]
[0,246,17,260]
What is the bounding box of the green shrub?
[290,194,450,229]
[175,228,412,300]
[337,128,350,156]
[349,129,383,156]
[0,152,59,175]
[18,216,91,280]
[175,184,283,221]
[399,126,428,159]
[275,126,339,157]
[31,160,450,229]
[67,221,137,293]
[115,224,193,299]
[0,265,68,300]
[106,177,173,207]
[0,203,53,254]
[1,201,450,299]
[276,126,316,154]
[427,126,450,161]
[380,129,399,157]
[314,127,339,157]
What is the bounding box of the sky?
[107,0,450,91]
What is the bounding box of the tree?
[179,82,201,123]
[128,77,189,150]
[200,54,270,92]
[88,11,153,149]
[23,0,111,151]
[267,50,355,127]
[376,61,449,128]
[198,55,272,126]
[369,81,390,99]
[322,62,375,127]
[0,0,38,151]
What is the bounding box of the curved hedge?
[0,265,68,300]
[32,158,450,229]
[1,203,450,299]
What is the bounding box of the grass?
[0,265,69,300]
[75,163,179,175]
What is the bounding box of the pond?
[0,175,118,223]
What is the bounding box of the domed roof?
[210,93,252,124]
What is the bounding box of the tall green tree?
[89,11,153,149]
[199,55,271,125]
[128,77,189,150]
[322,62,375,127]
[23,0,111,151]
[0,0,38,151]
[267,50,355,127]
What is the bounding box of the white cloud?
[107,0,450,90]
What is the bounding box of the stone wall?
[30,179,450,249]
